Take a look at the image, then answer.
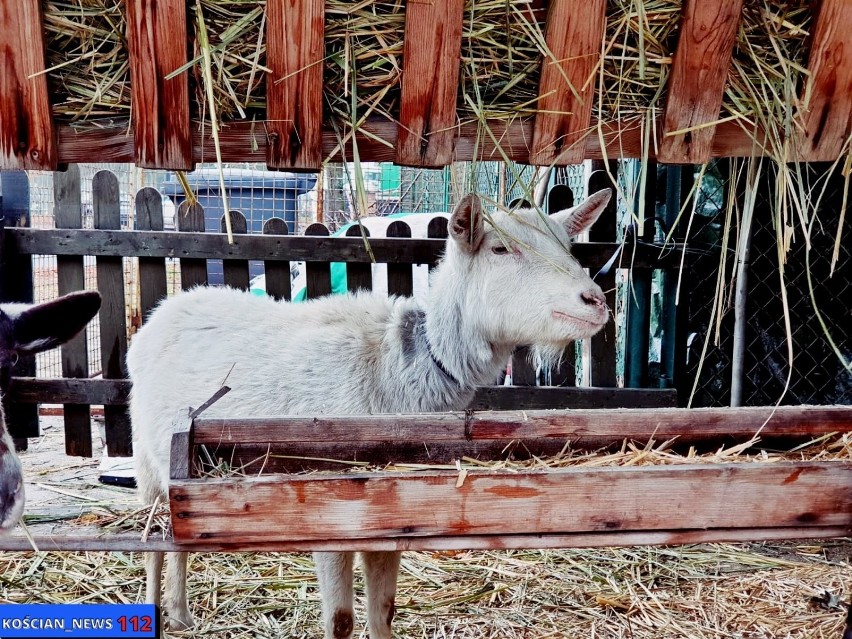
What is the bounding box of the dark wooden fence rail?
[1,168,686,456]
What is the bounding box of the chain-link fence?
[682,160,852,407]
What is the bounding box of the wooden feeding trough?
[167,406,852,551]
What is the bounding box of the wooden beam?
[530,0,607,165]
[0,525,848,553]
[797,0,852,162]
[170,462,852,543]
[190,405,852,447]
[0,0,56,170]
[658,0,743,164]
[8,228,684,269]
[52,117,768,167]
[125,0,192,169]
[395,0,465,167]
[265,0,325,171]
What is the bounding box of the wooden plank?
[176,201,207,289]
[468,386,676,410]
[344,225,372,292]
[587,166,618,387]
[9,378,130,406]
[386,221,413,297]
[796,0,852,161]
[169,409,194,481]
[262,218,291,301]
[303,223,331,298]
[658,0,743,164]
[135,187,167,322]
[220,210,249,290]
[190,405,852,447]
[0,524,848,553]
[170,462,852,543]
[54,118,770,167]
[265,0,325,170]
[0,0,56,170]
[6,379,674,412]
[125,0,192,169]
[395,0,465,167]
[92,171,132,456]
[529,0,607,165]
[9,227,701,270]
[54,165,93,456]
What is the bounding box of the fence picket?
[386,220,414,297]
[304,223,331,298]
[135,187,167,322]
[92,170,132,456]
[177,201,207,289]
[344,224,372,292]
[262,218,291,301]
[220,210,249,290]
[54,165,93,456]
[588,167,618,387]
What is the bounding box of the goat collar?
[424,335,463,387]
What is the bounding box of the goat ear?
[551,188,612,237]
[449,193,485,253]
[11,291,101,354]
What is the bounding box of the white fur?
[128,191,612,636]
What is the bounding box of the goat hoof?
[164,608,195,631]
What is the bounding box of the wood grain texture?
[386,220,414,297]
[530,0,607,165]
[176,201,207,289]
[303,222,331,298]
[396,0,464,167]
[54,165,92,456]
[190,405,852,446]
[170,409,194,481]
[93,171,132,456]
[135,186,167,322]
[53,117,768,166]
[797,0,852,161]
[0,524,848,553]
[344,224,372,292]
[658,0,743,164]
[262,217,291,300]
[220,210,250,290]
[265,0,325,170]
[125,0,192,169]
[9,228,684,270]
[170,462,852,543]
[0,0,56,169]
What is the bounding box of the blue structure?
[160,168,317,283]
[0,171,30,227]
[160,168,316,234]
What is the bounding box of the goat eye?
[491,245,511,255]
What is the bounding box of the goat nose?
[581,289,606,307]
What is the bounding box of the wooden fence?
[2,165,683,458]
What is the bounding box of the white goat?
[128,190,612,637]
[0,291,101,534]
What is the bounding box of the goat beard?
[529,343,570,376]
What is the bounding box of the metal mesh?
[682,161,852,407]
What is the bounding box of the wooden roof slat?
[265,0,325,171]
[125,0,192,170]
[54,117,767,166]
[0,0,57,170]
[658,0,744,164]
[529,0,607,166]
[395,0,465,167]
[797,0,852,162]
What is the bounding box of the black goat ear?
[11,291,101,355]
[449,194,485,253]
